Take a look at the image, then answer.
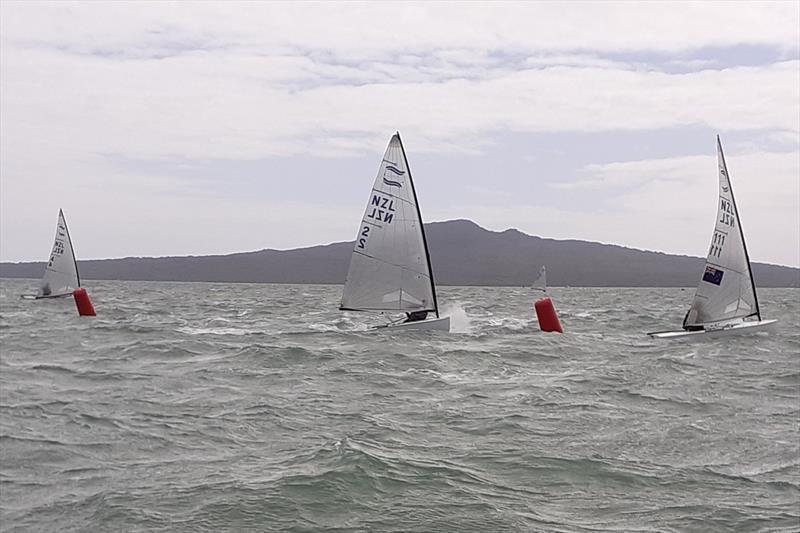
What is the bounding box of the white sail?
[37,209,80,298]
[683,137,759,328]
[341,133,438,314]
[532,265,547,293]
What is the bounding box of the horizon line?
[1,218,798,270]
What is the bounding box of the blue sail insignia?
[385,165,405,175]
[382,163,405,187]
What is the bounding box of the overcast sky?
[1,1,798,267]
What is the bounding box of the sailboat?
[648,137,777,339]
[340,133,450,331]
[532,265,547,294]
[23,209,81,299]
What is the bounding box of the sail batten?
[341,134,438,315]
[38,209,80,298]
[683,137,759,328]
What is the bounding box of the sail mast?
[60,209,81,288]
[717,135,760,320]
[397,132,439,319]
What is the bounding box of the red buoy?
[534,297,563,333]
[73,288,96,317]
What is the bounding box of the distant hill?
[2,219,798,287]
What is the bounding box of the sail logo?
[385,165,405,176]
[720,168,730,191]
[702,266,724,286]
[382,164,404,187]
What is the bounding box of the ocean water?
[0,279,798,532]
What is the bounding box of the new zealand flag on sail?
[702,265,724,286]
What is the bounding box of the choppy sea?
[1,279,798,532]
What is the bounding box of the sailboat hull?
[376,316,451,332]
[21,293,73,300]
[648,319,777,340]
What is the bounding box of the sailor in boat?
[40,283,51,297]
[682,308,704,331]
[404,310,428,323]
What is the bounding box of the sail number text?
[48,238,65,266]
[366,194,396,224]
[357,225,370,249]
[719,199,736,228]
[709,230,726,259]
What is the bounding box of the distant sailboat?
[649,137,777,339]
[340,133,450,331]
[532,264,563,332]
[24,209,81,299]
[532,265,547,294]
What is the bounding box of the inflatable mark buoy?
[73,288,96,317]
[534,297,562,333]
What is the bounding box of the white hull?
[375,316,450,332]
[648,319,777,340]
[21,293,73,300]
[36,293,73,300]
